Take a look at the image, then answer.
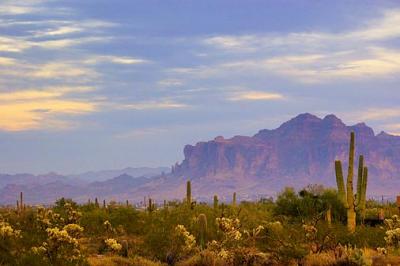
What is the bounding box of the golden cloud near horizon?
[0,89,96,131]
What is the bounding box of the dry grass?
[88,255,165,266]
[303,252,336,266]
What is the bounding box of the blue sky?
[1,0,400,174]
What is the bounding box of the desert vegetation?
[0,132,399,266]
[0,186,399,265]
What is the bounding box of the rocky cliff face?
[170,113,400,199]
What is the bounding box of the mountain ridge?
[167,113,400,200]
[1,113,399,204]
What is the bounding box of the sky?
[1,0,400,174]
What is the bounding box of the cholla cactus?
[243,225,264,247]
[37,227,82,263]
[63,224,84,238]
[105,238,122,252]
[36,207,62,229]
[377,247,388,255]
[103,220,115,236]
[63,203,82,224]
[46,227,79,246]
[175,224,196,252]
[31,203,85,264]
[0,221,21,239]
[384,215,400,230]
[216,217,242,244]
[384,215,400,248]
[207,240,233,262]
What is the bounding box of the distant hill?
[68,167,170,183]
[0,167,169,204]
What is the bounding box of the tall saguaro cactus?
[186,180,192,206]
[20,192,24,211]
[148,198,155,213]
[213,195,218,210]
[232,192,237,207]
[335,132,368,232]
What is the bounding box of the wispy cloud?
[157,79,184,87]
[354,107,400,121]
[0,36,32,52]
[84,55,149,65]
[118,100,188,110]
[31,26,83,37]
[0,57,16,65]
[199,9,400,83]
[173,47,400,83]
[29,62,99,79]
[115,127,169,139]
[204,9,400,51]
[229,91,284,101]
[0,0,47,15]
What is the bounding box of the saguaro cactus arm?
[335,160,347,207]
[356,155,364,206]
[346,132,355,210]
[360,167,368,208]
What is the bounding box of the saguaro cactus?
[20,192,24,211]
[335,132,368,232]
[232,192,237,207]
[186,180,192,206]
[148,198,155,213]
[198,213,208,249]
[213,195,218,210]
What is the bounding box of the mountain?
[150,113,400,201]
[1,114,399,204]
